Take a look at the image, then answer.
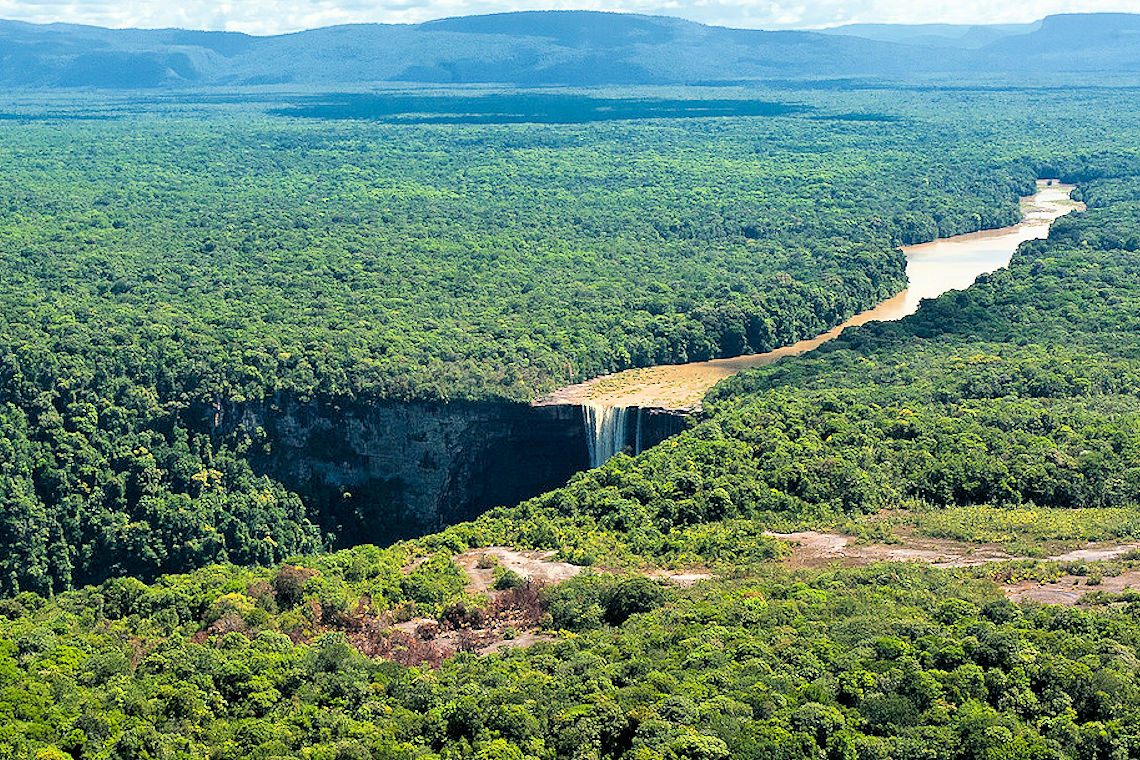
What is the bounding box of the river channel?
[537,180,1082,413]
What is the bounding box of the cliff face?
[208,397,687,547]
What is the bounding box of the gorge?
[206,396,688,546]
[208,182,1079,546]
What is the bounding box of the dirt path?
[536,182,1082,411]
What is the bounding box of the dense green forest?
[0,87,1068,592]
[507,174,1140,545]
[0,95,1035,405]
[2,81,1140,758]
[3,171,1140,757]
[10,552,1140,760]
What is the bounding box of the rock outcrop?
[204,396,688,546]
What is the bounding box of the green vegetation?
[0,99,1031,406]
[2,116,1140,758]
[906,506,1140,548]
[6,543,1140,759]
[0,88,1058,592]
[3,79,1140,759]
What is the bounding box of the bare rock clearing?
[1004,570,1140,606]
[454,546,583,593]
[764,530,1020,569]
[767,529,1140,606]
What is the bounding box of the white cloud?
[0,0,1137,34]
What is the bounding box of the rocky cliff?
[206,397,688,546]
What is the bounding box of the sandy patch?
[454,547,583,593]
[1004,570,1140,606]
[478,630,558,655]
[764,530,1019,569]
[648,569,715,586]
[1046,543,1140,562]
[767,528,1140,607]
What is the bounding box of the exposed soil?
[765,530,1020,569]
[1048,543,1140,562]
[384,547,584,662]
[767,529,1140,606]
[661,572,715,586]
[477,630,558,655]
[454,546,583,593]
[390,616,557,656]
[536,182,1082,411]
[389,549,717,661]
[1004,570,1140,605]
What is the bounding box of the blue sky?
[2,0,1138,34]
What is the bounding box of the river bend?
[537,180,1082,413]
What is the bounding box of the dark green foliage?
[492,567,526,590]
[0,87,1056,591]
[601,576,665,625]
[515,174,1140,539]
[400,554,468,605]
[3,79,1140,760]
[545,573,612,630]
[4,557,1140,760]
[274,564,316,609]
[542,573,666,630]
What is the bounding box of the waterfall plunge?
[582,404,643,468]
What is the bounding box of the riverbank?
[536,180,1083,412]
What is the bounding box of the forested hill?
[0,11,1138,88]
[818,21,1039,49]
[0,13,920,88]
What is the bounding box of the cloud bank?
[0,0,1137,35]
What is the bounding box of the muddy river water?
[538,180,1082,411]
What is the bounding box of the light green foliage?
[0,85,1060,592]
[909,506,1140,547]
[1,83,1140,760]
[4,559,1140,760]
[504,177,1140,556]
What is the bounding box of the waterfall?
[583,404,642,468]
[634,407,643,457]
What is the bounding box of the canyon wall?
[206,397,688,546]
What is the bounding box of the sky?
[0,0,1138,35]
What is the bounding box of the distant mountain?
[0,10,1137,89]
[0,11,935,88]
[819,22,1039,50]
[982,13,1140,71]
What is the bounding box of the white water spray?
[583,404,642,468]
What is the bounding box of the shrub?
[603,576,665,625]
[493,567,526,590]
[273,565,318,610]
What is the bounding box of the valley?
[537,181,1082,415]
[1,10,1140,759]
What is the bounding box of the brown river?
[537,180,1082,412]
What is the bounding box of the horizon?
[0,0,1137,36]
